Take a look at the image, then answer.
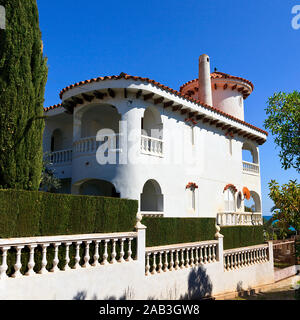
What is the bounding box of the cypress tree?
[0,0,48,190]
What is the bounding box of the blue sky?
[37,0,299,215]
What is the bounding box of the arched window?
[51,129,63,152]
[224,188,236,212]
[140,179,164,212]
[242,141,258,164]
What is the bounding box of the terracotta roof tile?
[180,71,254,92]
[44,73,267,136]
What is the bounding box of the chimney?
[198,54,212,106]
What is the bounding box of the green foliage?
[0,189,138,238]
[244,205,252,213]
[268,179,300,234]
[39,153,61,191]
[142,217,216,247]
[264,91,300,172]
[221,226,264,250]
[142,217,264,249]
[0,0,48,190]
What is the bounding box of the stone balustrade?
[223,244,269,271]
[73,136,101,154]
[73,135,120,154]
[47,149,72,164]
[217,212,263,226]
[242,160,259,175]
[145,240,219,275]
[0,232,137,279]
[141,135,163,157]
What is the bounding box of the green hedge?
[0,189,138,238]
[221,225,264,250]
[142,217,216,247]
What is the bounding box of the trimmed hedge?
[142,217,216,247]
[0,189,138,238]
[221,225,264,250]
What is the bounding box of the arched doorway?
[79,179,120,197]
[140,179,164,212]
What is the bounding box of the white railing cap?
[141,135,163,142]
[47,149,73,154]
[242,160,259,166]
[0,232,137,247]
[145,239,218,253]
[224,243,268,254]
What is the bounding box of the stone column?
[215,225,224,267]
[135,212,147,273]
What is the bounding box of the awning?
[223,184,237,193]
[243,187,251,200]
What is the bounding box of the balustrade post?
[0,246,10,279]
[73,241,82,269]
[118,238,126,263]
[163,251,169,272]
[51,242,61,272]
[151,252,157,274]
[39,243,50,274]
[64,242,72,271]
[174,250,180,270]
[26,244,37,276]
[101,240,109,265]
[83,241,92,267]
[145,253,150,276]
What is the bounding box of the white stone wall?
[0,240,275,300]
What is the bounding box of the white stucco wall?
[43,80,265,219]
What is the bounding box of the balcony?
[242,160,259,175]
[217,212,263,226]
[46,149,72,165]
[140,135,163,157]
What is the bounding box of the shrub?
[0,189,138,238]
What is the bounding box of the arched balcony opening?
[242,141,259,175]
[81,104,121,138]
[48,129,72,164]
[140,179,164,214]
[247,191,261,213]
[51,128,63,152]
[79,179,120,198]
[74,104,121,156]
[141,106,163,156]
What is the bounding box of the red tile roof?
[44,103,62,112]
[45,72,267,136]
[180,71,254,92]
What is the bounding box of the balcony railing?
[217,212,263,226]
[73,135,120,154]
[47,149,72,164]
[141,135,163,157]
[242,161,259,175]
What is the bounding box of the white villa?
[43,54,268,226]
